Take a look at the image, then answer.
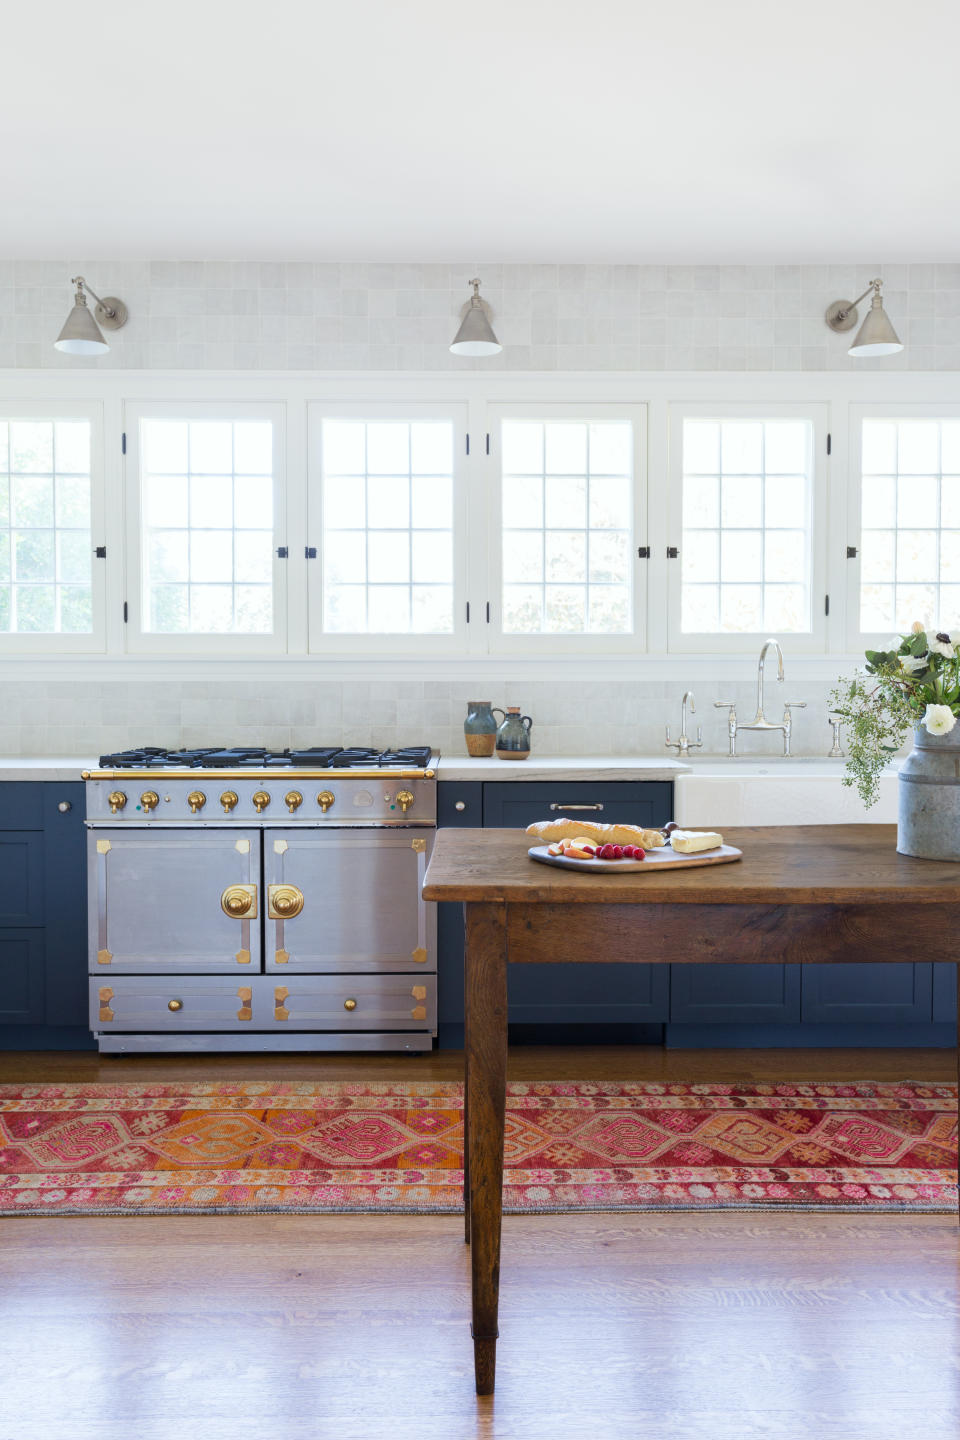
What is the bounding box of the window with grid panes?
[681,417,813,633]
[501,419,633,634]
[859,418,960,633]
[140,418,275,634]
[320,418,454,633]
[0,417,93,633]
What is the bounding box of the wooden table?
[422,824,960,1394]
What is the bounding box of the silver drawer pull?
[549,803,604,811]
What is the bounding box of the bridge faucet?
[665,690,703,757]
[714,638,806,757]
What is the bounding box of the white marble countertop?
[435,754,691,782]
[0,756,96,781]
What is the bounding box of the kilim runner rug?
[0,1079,956,1216]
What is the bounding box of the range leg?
[464,901,508,1395]
[463,902,471,1244]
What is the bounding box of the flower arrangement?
[830,623,960,807]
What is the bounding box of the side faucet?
[666,690,703,757]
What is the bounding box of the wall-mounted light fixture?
[54,276,128,355]
[824,277,903,357]
[450,278,502,356]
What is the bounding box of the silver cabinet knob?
[454,801,466,812]
[57,801,72,813]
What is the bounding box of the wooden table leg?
[464,901,508,1395]
[956,963,959,1228]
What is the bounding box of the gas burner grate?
[97,745,433,770]
[333,747,433,769]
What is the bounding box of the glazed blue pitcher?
[495,707,533,760]
[464,701,505,757]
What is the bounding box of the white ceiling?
[4,0,957,261]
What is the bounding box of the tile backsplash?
[0,676,849,760]
[2,260,958,372]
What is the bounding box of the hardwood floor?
[1,1047,958,1440]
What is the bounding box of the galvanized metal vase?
[897,726,960,862]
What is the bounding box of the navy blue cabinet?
[933,964,957,1022]
[801,963,933,1024]
[0,782,91,1051]
[671,964,801,1024]
[482,781,672,833]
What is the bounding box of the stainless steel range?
[83,747,438,1053]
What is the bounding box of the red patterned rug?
[0,1079,956,1216]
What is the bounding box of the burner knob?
[140,791,160,814]
[396,789,415,814]
[284,790,304,814]
[187,790,206,814]
[220,791,239,813]
[317,790,335,814]
[252,790,271,814]
[107,790,127,815]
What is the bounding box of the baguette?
[526,818,666,848]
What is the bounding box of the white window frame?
[123,400,288,655]
[486,401,647,655]
[306,400,470,655]
[0,398,107,654]
[847,402,960,651]
[666,401,830,655]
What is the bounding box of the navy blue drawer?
[933,964,957,1023]
[0,931,45,1025]
[671,964,801,1024]
[0,783,43,830]
[0,832,45,927]
[802,964,932,1024]
[509,963,668,1023]
[482,780,672,830]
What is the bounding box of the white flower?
[922,704,957,736]
[928,631,958,659]
[900,654,928,674]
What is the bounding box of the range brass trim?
[235,948,251,965]
[85,767,433,781]
[234,837,251,854]
[237,987,252,1022]
[412,947,427,964]
[275,948,290,965]
[221,883,257,919]
[274,986,290,1021]
[97,948,112,965]
[268,884,304,920]
[411,838,427,852]
[96,838,111,854]
[98,987,114,1022]
[411,985,427,1000]
[274,838,289,854]
[411,1005,427,1021]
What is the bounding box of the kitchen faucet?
[714,638,806,757]
[665,690,703,757]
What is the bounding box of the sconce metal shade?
[450,278,502,356]
[55,292,109,355]
[848,292,903,357]
[54,277,128,355]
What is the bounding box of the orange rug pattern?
[0,1079,956,1216]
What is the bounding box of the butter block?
[670,830,723,853]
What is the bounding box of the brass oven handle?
[168,999,183,1012]
[344,998,357,1011]
[220,790,239,813]
[140,791,160,813]
[285,790,304,813]
[268,884,304,919]
[252,790,271,813]
[108,790,127,814]
[187,790,206,814]
[396,789,415,814]
[221,884,258,918]
[317,790,335,813]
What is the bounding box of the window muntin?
[140,418,275,635]
[860,418,960,633]
[501,418,633,635]
[320,418,455,634]
[680,417,813,634]
[0,417,93,634]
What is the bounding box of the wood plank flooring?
[1,1048,958,1440]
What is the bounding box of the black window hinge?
[826,433,832,455]
[123,601,128,623]
[276,546,289,558]
[121,432,127,455]
[486,601,490,622]
[466,601,470,623]
[466,434,470,456]
[485,433,490,455]
[846,545,858,559]
[305,546,317,559]
[825,594,830,616]
[95,545,107,559]
[637,546,651,559]
[666,546,679,559]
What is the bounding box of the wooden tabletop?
[423,825,960,905]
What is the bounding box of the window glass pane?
[0,417,93,634]
[320,418,455,634]
[501,418,633,635]
[140,417,275,634]
[859,419,960,633]
[681,417,813,633]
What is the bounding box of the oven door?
[88,829,262,974]
[264,829,435,973]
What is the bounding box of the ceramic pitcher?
[464,701,505,757]
[495,706,533,760]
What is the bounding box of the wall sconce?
[54,276,128,355]
[824,278,903,357]
[450,278,502,356]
